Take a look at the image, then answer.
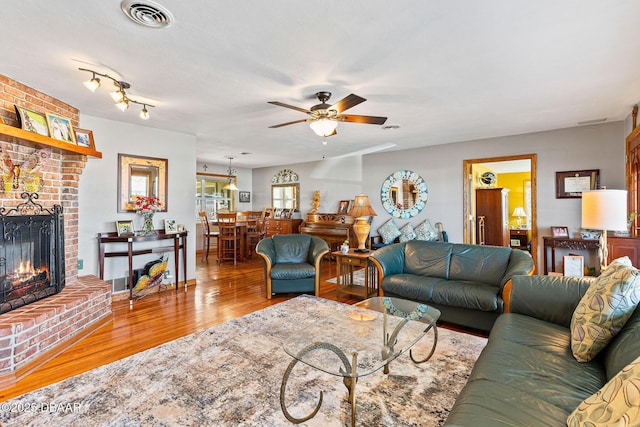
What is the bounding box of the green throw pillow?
[415,219,438,241]
[567,354,640,426]
[570,257,640,362]
[377,219,401,244]
[399,223,416,242]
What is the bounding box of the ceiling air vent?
[121,0,174,29]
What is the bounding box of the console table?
[542,237,599,275]
[98,230,188,302]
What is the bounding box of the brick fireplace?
[0,74,111,387]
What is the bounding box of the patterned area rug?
[327,269,366,286]
[0,295,486,427]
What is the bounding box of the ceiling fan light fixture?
[310,119,338,137]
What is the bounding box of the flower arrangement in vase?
[134,195,161,235]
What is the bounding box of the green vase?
[142,213,155,235]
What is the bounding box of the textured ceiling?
[2,1,640,168]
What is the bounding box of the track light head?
[115,98,129,112]
[83,73,101,92]
[140,105,150,120]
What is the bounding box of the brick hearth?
[0,276,111,388]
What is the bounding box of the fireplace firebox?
[0,193,65,314]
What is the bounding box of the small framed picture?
[337,200,350,215]
[551,226,569,238]
[273,208,283,219]
[116,220,134,237]
[510,239,521,247]
[164,219,178,234]
[74,128,95,150]
[14,105,49,136]
[262,207,273,219]
[45,112,76,144]
[239,191,250,203]
[563,255,584,277]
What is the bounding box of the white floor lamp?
[581,189,627,272]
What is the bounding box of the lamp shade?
[581,189,627,231]
[512,207,527,217]
[348,195,377,218]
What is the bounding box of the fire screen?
[0,193,65,314]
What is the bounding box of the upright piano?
[299,213,356,253]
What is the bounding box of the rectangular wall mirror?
[118,153,168,212]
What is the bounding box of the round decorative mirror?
[380,170,428,219]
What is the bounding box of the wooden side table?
[332,249,378,300]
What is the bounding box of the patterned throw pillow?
[399,223,416,242]
[570,257,640,362]
[377,219,401,244]
[415,219,438,241]
[567,355,640,426]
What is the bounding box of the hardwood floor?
[0,256,360,402]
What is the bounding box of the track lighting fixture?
[79,68,155,120]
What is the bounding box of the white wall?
[78,115,197,284]
[363,121,625,263]
[251,121,625,271]
[252,156,362,216]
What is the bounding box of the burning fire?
[10,260,49,285]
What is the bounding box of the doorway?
[463,154,537,273]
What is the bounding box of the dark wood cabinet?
[264,218,302,237]
[476,188,509,246]
[509,229,530,251]
[608,236,640,267]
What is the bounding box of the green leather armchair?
[256,234,329,299]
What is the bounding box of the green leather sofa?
[256,234,329,299]
[369,241,534,332]
[445,274,640,426]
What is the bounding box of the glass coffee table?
[280,297,440,426]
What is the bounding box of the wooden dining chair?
[217,212,241,265]
[199,212,219,262]
[245,211,265,259]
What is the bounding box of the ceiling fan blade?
[267,101,311,114]
[339,114,388,125]
[268,119,309,128]
[329,94,366,113]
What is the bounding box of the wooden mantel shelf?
[0,123,102,158]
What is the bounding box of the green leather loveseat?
[369,240,534,332]
[445,274,640,426]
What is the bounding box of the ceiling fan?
[268,91,388,137]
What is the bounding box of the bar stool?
[199,212,219,262]
[217,212,241,265]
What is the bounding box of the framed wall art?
[239,191,250,203]
[555,169,599,198]
[14,105,49,136]
[563,255,584,277]
[45,112,76,144]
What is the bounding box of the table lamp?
[581,189,627,271]
[348,194,377,253]
[512,206,527,228]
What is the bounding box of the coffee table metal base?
[280,326,438,426]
